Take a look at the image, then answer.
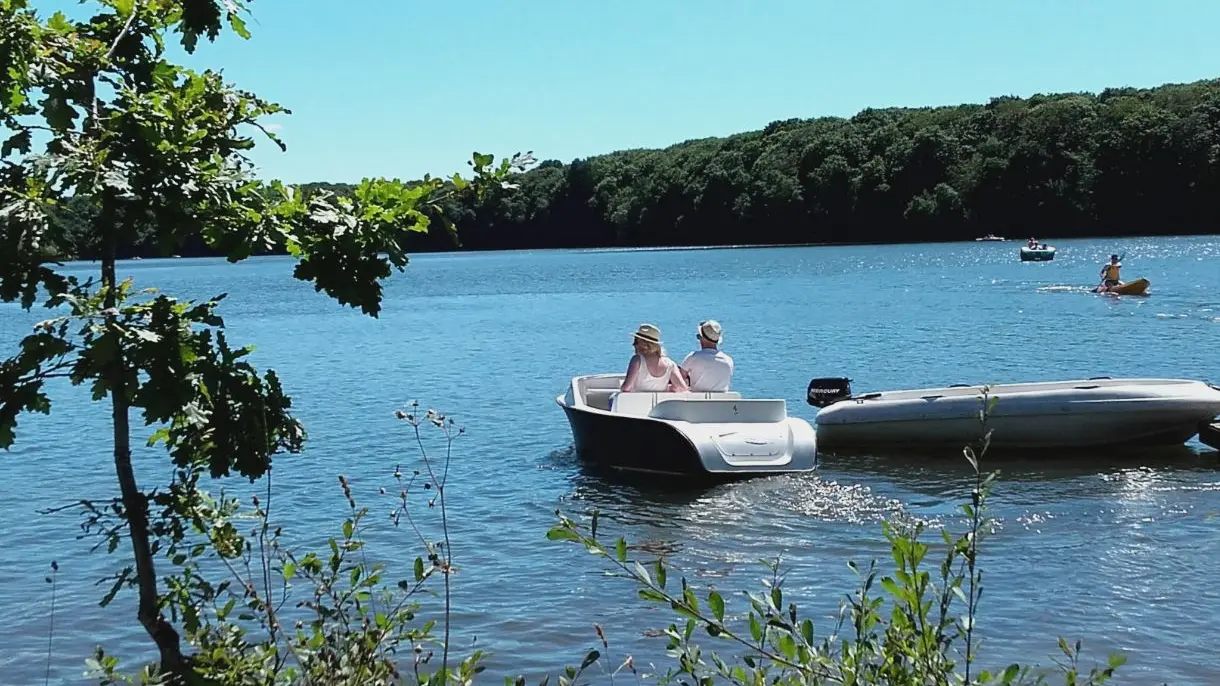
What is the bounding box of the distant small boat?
[975,234,1005,242]
[1020,245,1056,261]
[1093,277,1150,296]
[557,373,817,478]
[805,376,1220,451]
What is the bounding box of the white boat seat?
[609,392,660,416]
[649,398,787,424]
[610,390,751,417]
[585,388,618,410]
[607,390,743,416]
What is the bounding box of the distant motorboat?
[1020,245,1056,261]
[556,373,817,478]
[975,234,1006,241]
[805,376,1220,452]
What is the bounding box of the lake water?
[2,236,1219,684]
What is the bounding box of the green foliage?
[0,0,530,479]
[0,0,532,681]
[80,409,494,685]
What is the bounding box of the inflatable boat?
[1020,245,1056,261]
[806,377,1220,451]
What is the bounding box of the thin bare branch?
[104,2,142,63]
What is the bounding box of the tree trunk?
[101,246,186,679]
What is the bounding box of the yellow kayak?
[1094,277,1150,295]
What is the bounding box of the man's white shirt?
[681,348,734,392]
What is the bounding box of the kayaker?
[680,319,734,392]
[1099,254,1122,288]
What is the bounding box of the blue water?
[3,236,1219,684]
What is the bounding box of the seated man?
[680,320,734,392]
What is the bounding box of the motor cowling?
[807,377,852,407]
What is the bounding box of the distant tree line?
[41,77,1220,258]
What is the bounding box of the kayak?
[1094,277,1150,295]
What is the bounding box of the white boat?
[1020,245,1056,261]
[805,377,1220,451]
[556,373,817,478]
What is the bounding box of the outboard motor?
[807,377,853,408]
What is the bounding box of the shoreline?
[45,231,1220,264]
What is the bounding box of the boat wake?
[561,466,927,529]
[1037,284,1093,293]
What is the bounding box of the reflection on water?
[822,443,1219,483]
[552,436,1220,525]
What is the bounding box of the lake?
[2,236,1219,684]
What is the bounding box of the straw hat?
[698,319,722,343]
[633,323,662,345]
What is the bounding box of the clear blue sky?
[86,0,1220,184]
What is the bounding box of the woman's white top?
[626,354,678,391]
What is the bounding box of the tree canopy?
[1,0,528,679]
[445,78,1220,250]
[34,77,1220,258]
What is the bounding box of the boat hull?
[560,401,706,476]
[1020,247,1056,261]
[814,378,1220,452]
[560,402,817,478]
[817,410,1206,451]
[556,376,818,479]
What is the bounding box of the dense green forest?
[42,77,1220,258]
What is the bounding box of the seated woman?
[621,323,688,392]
